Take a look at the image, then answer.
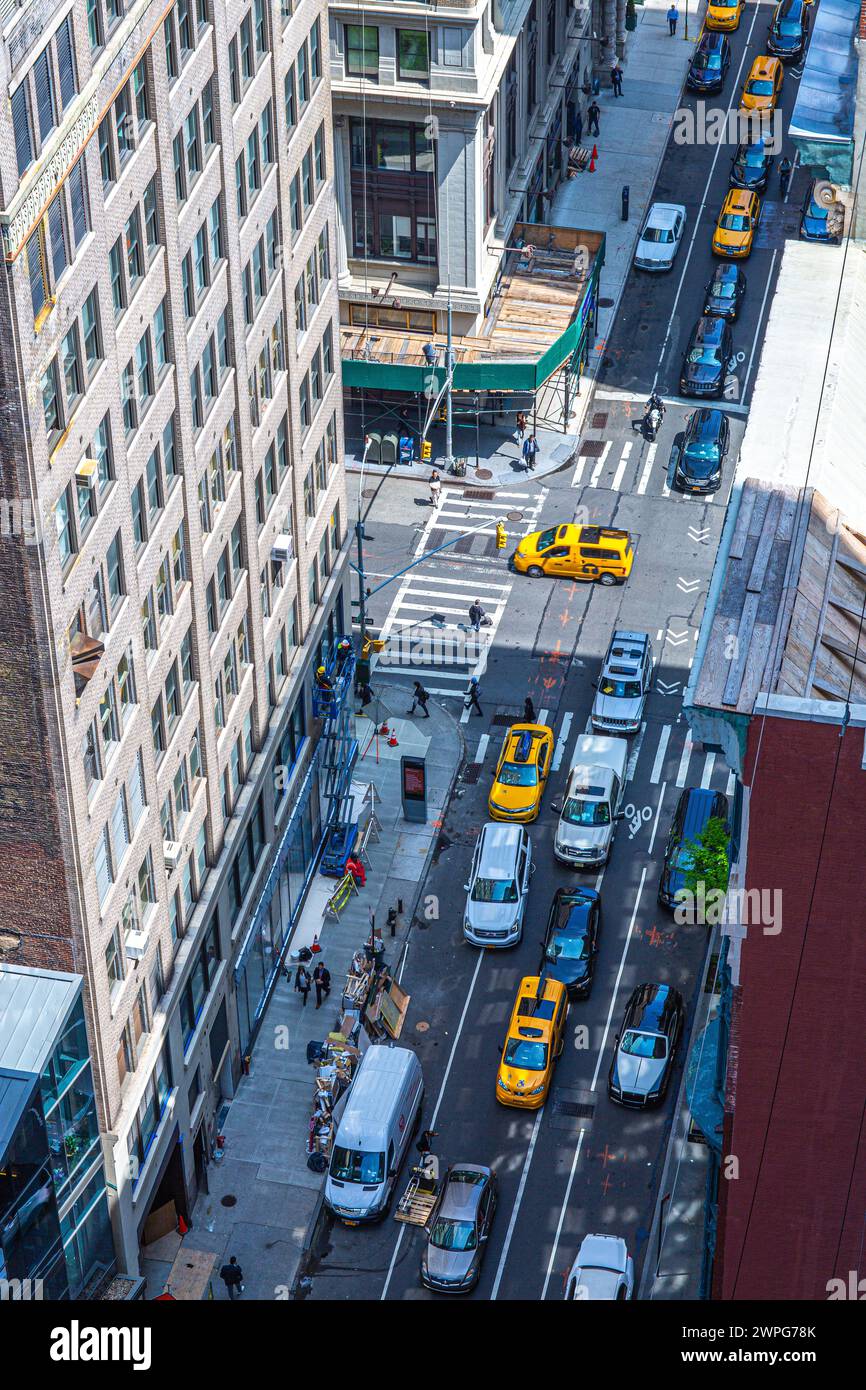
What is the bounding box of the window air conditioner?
[75,458,99,490]
[125,927,149,961]
[163,840,182,871]
[271,534,294,565]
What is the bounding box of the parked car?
[565,1234,634,1300]
[659,787,730,909]
[554,735,628,868]
[767,0,810,61]
[674,409,730,494]
[591,629,654,734]
[713,188,761,259]
[463,823,532,948]
[799,179,844,244]
[540,887,601,999]
[703,262,746,321]
[608,983,685,1108]
[706,0,744,30]
[680,316,734,399]
[488,723,554,823]
[687,31,731,93]
[324,1046,424,1223]
[729,140,773,193]
[633,202,686,271]
[496,975,568,1108]
[420,1165,497,1293]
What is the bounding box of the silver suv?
[463,823,532,948]
[591,630,654,734]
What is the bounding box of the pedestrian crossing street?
[373,485,546,711]
[571,438,720,500]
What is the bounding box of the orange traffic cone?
[592,144,598,160]
[177,1214,189,1236]
[310,933,321,953]
[379,721,390,735]
[388,730,399,747]
[588,156,596,173]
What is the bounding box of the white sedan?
[634,202,687,271]
[565,1234,635,1300]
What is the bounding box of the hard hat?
[317,665,325,675]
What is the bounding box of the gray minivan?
[463,822,532,948]
[324,1045,424,1223]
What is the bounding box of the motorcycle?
[644,399,664,442]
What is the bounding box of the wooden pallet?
[394,1188,439,1226]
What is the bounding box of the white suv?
[591,630,654,735]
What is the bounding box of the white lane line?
[741,246,777,402]
[675,735,694,788]
[552,711,573,771]
[636,443,657,496]
[725,769,736,798]
[538,707,549,727]
[647,781,667,856]
[589,865,648,1092]
[491,1106,545,1301]
[541,1126,587,1301]
[701,751,715,789]
[475,733,490,764]
[571,457,586,488]
[626,721,647,783]
[395,574,513,591]
[650,724,672,784]
[662,475,671,498]
[611,442,632,492]
[381,949,486,1300]
[589,442,612,488]
[651,2,764,393]
[434,522,521,536]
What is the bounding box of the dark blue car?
[799,179,844,244]
[540,887,601,999]
[658,787,730,910]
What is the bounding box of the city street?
[304,3,809,1301]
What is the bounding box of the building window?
[397,31,430,81]
[345,24,378,78]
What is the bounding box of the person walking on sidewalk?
[464,676,483,717]
[516,410,527,442]
[667,4,678,35]
[295,963,312,1007]
[574,108,583,145]
[611,64,623,98]
[313,961,331,1009]
[587,101,601,136]
[220,1256,244,1299]
[524,697,536,723]
[429,470,441,507]
[522,434,539,471]
[407,680,430,717]
[779,156,792,199]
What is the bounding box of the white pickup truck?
[554,734,629,868]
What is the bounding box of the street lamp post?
[444,286,454,473]
[356,434,372,645]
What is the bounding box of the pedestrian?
[334,638,352,675]
[524,696,536,723]
[407,680,430,717]
[313,961,331,1009]
[220,1256,244,1300]
[516,410,527,442]
[522,434,539,471]
[429,470,441,506]
[611,64,623,98]
[587,100,601,137]
[779,155,792,199]
[464,676,483,717]
[667,4,678,35]
[295,963,311,1007]
[358,680,374,710]
[416,1128,438,1155]
[468,599,486,632]
[574,108,583,145]
[346,854,366,887]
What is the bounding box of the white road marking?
[541,1126,587,1301]
[647,781,667,856]
[380,949,485,1300]
[650,724,671,784]
[701,751,715,789]
[636,443,657,496]
[675,735,694,788]
[589,442,612,488]
[538,708,549,727]
[491,1106,545,1301]
[552,711,573,771]
[741,247,777,402]
[626,721,647,782]
[589,866,648,1093]
[571,457,586,488]
[611,442,632,492]
[475,733,490,764]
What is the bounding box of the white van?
[324,1045,424,1223]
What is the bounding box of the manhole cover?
[464,488,495,500]
[506,510,523,521]
[462,765,481,784]
[474,468,493,480]
[579,440,606,458]
[221,1195,238,1207]
[591,413,608,429]
[416,1021,429,1033]
[599,297,614,308]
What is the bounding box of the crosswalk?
[372,485,546,704]
[571,438,720,501]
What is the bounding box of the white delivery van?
[324,1044,424,1223]
[554,734,629,868]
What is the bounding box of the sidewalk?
[145,694,463,1300]
[343,417,577,490]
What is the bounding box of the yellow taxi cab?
[706,0,745,29]
[712,188,761,257]
[512,523,634,585]
[488,723,554,822]
[740,56,783,113]
[496,975,568,1108]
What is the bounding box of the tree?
[677,817,730,924]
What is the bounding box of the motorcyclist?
[643,391,665,440]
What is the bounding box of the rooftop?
[0,963,82,1076]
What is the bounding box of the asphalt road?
[309,3,809,1301]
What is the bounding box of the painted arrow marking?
[688,526,711,544]
[677,576,700,594]
[657,679,681,695]
[665,629,689,647]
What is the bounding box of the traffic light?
[437,404,447,423]
[496,521,507,550]
[421,440,432,462]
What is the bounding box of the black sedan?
[608,983,685,1108]
[680,317,733,399]
[767,0,809,62]
[686,32,731,94]
[703,263,746,321]
[799,179,844,244]
[540,887,601,999]
[730,141,773,193]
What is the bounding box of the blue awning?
[789,0,858,183]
